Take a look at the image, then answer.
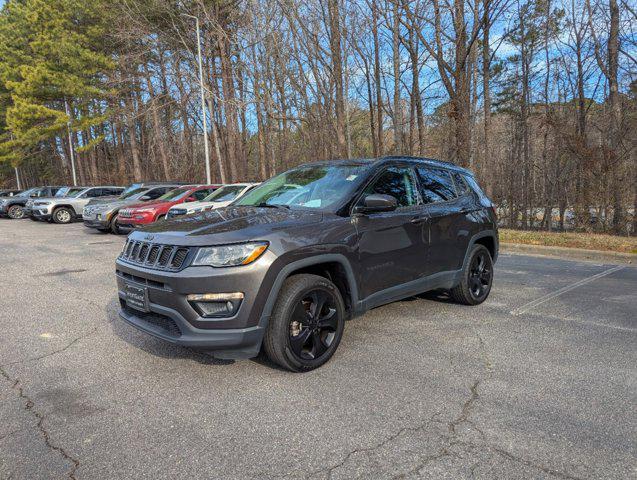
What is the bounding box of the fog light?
[187,292,244,318]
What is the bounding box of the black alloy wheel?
[288,289,339,361]
[468,250,492,301]
[264,274,345,372]
[449,244,493,305]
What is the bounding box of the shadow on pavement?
[105,297,235,366]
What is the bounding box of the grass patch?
[499,229,637,254]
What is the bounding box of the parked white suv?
[165,183,259,219]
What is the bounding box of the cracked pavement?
[0,221,636,479]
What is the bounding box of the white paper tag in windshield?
[346,175,358,181]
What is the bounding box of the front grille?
[116,269,166,289]
[121,303,181,337]
[166,209,186,219]
[119,239,192,271]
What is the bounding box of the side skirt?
[356,270,461,313]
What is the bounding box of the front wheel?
[52,207,73,224]
[110,214,121,234]
[263,274,345,372]
[7,205,25,219]
[449,244,493,305]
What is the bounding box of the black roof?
[297,156,473,175]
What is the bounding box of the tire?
[110,213,121,234]
[7,205,25,219]
[52,207,73,224]
[449,244,494,305]
[263,274,346,372]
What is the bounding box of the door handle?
[410,216,428,224]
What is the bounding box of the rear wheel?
[450,244,493,305]
[52,207,73,224]
[263,274,345,372]
[7,205,25,219]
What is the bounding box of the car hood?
[125,200,171,211]
[131,206,324,245]
[173,200,229,211]
[89,198,145,210]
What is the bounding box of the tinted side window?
[193,189,212,200]
[103,188,123,196]
[146,188,167,200]
[416,168,456,203]
[363,167,418,208]
[86,189,102,197]
[452,172,470,196]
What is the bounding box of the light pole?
[64,99,78,186]
[182,13,212,184]
[14,166,21,189]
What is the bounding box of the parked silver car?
[30,186,124,224]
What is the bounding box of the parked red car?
[116,185,220,233]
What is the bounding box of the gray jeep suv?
[116,157,498,371]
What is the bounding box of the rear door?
[414,167,469,274]
[354,166,428,300]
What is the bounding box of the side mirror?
[140,195,151,201]
[354,194,398,214]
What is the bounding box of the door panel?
[354,166,428,299]
[416,167,471,274]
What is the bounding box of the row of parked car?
[0,181,260,234]
[2,156,500,372]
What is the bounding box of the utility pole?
[14,166,21,189]
[64,99,78,186]
[183,13,212,184]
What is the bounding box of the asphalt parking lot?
[0,220,635,480]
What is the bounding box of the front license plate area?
[125,283,149,312]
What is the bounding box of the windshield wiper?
[256,202,290,209]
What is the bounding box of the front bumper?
[83,213,111,229]
[31,205,54,220]
[115,253,276,358]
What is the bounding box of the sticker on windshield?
[303,199,322,208]
[346,175,358,181]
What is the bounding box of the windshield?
[157,187,192,202]
[120,187,147,200]
[55,187,85,198]
[236,164,369,210]
[203,185,245,202]
[17,188,38,197]
[121,183,143,197]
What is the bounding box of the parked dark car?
[0,189,22,197]
[116,157,498,371]
[83,184,183,234]
[0,186,64,219]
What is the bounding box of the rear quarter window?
[415,167,457,203]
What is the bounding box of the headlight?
[192,242,268,267]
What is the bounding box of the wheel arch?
[259,254,359,326]
[461,230,499,271]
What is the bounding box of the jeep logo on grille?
[144,234,155,241]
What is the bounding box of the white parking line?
[510,265,626,316]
